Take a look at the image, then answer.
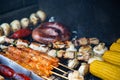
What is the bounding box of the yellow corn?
[116,38,120,44]
[110,42,120,52]
[90,60,120,80]
[102,50,120,66]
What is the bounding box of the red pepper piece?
[11,28,32,39]
[0,64,15,78]
[13,73,31,80]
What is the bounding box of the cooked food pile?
[0,9,120,80]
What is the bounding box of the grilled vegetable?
[20,18,30,29]
[0,27,4,36]
[36,10,46,22]
[110,42,120,52]
[93,43,107,56]
[1,23,11,36]
[29,13,39,25]
[102,50,120,66]
[11,28,32,39]
[116,38,120,43]
[10,20,21,32]
[90,60,120,80]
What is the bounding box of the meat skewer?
[3,46,71,79]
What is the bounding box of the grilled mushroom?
[20,18,30,29]
[10,20,21,32]
[0,27,4,36]
[36,10,46,22]
[30,13,39,25]
[1,23,11,36]
[93,43,108,56]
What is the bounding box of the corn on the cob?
[102,51,120,66]
[116,38,120,44]
[110,42,120,52]
[90,60,120,80]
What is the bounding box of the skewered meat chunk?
[68,71,84,80]
[29,42,49,53]
[68,59,79,69]
[4,46,59,77]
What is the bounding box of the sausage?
[13,73,31,80]
[11,28,32,39]
[0,64,15,78]
[32,22,70,44]
[32,26,61,44]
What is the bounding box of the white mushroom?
[47,49,57,57]
[88,56,103,64]
[10,20,21,32]
[78,63,89,76]
[30,13,39,25]
[20,18,30,28]
[36,10,46,22]
[93,43,108,56]
[68,59,79,69]
[1,23,11,36]
[0,27,3,36]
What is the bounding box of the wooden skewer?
[51,71,68,80]
[52,66,67,74]
[41,76,50,80]
[58,63,74,71]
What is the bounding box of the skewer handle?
[51,71,68,80]
[58,63,74,71]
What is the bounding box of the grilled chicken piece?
[0,75,4,80]
[68,71,84,80]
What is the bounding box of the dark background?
[0,0,120,45]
